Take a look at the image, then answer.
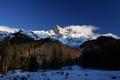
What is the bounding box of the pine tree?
[28,55,39,71]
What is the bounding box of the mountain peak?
[53,25,64,35]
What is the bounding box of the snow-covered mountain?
[0,25,119,48]
[0,25,120,80]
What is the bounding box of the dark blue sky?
[0,0,120,35]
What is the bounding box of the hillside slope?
[0,38,80,74]
[80,36,120,69]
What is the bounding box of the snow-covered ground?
[1,66,120,80]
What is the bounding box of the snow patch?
[103,33,120,39]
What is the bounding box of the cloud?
[0,25,19,33]
[64,25,98,35]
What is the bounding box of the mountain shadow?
[79,36,120,70]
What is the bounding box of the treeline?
[0,38,80,74]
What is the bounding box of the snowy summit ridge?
[0,25,119,47]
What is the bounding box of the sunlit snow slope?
[0,25,119,47]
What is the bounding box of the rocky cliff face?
[0,38,81,74]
